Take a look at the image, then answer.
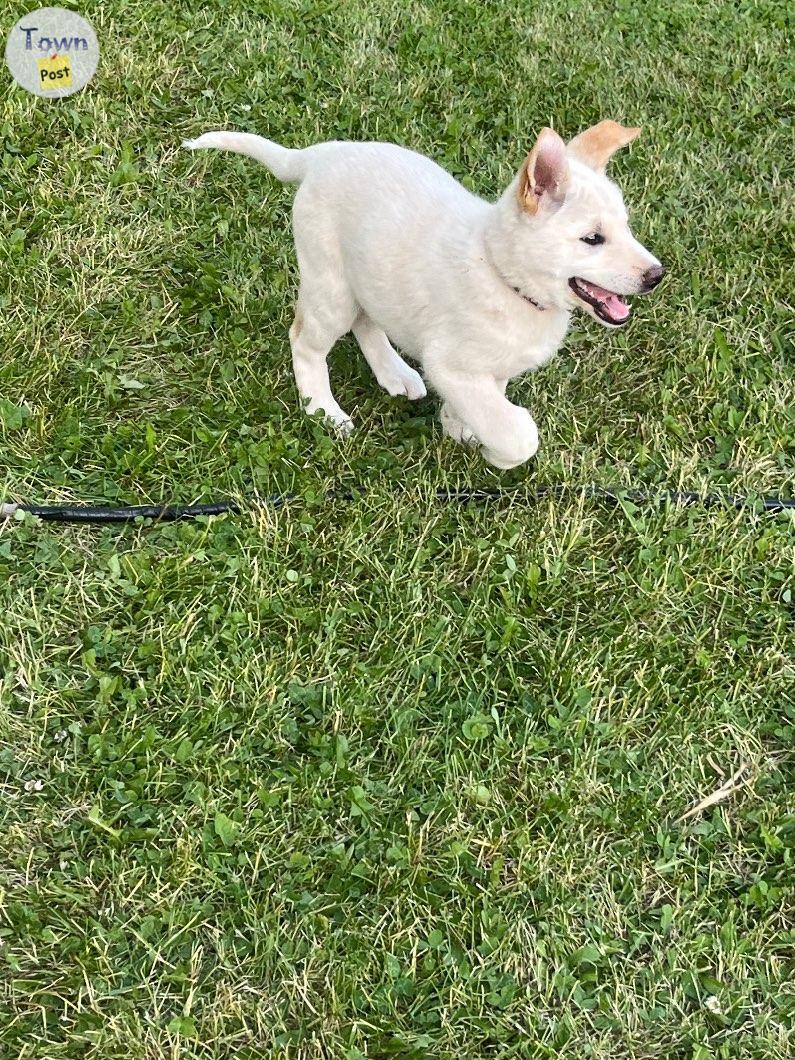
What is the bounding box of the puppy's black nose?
[641,264,666,291]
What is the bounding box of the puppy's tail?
[182,131,308,183]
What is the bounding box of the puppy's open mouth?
[568,277,631,326]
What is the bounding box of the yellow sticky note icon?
[37,54,72,92]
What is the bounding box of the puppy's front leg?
[434,373,539,469]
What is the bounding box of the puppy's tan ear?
[518,128,569,215]
[567,120,641,172]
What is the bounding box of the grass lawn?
[1,0,793,1056]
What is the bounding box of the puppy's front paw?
[440,404,477,445]
[481,411,539,469]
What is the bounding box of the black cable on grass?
[1,486,793,525]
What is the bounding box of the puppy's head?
[500,121,664,326]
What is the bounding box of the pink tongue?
[604,294,630,320]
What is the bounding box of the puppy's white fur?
[184,123,661,468]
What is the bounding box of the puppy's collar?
[484,249,547,311]
[510,285,546,311]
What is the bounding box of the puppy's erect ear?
[518,128,569,215]
[567,120,641,172]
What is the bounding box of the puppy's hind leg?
[290,279,358,433]
[352,313,427,400]
[289,191,359,431]
[290,304,356,432]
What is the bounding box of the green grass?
[1,0,793,1056]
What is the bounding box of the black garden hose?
[1,485,793,525]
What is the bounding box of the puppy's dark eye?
[581,232,605,246]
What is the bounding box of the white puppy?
[184,121,664,468]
